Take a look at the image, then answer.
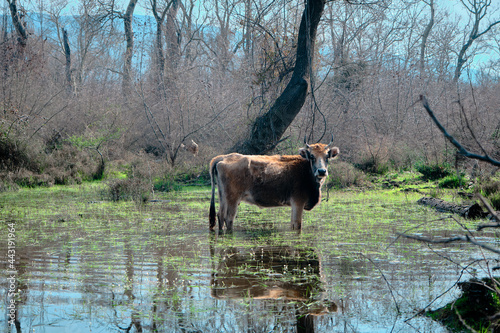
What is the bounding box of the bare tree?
[235,0,326,154]
[420,95,500,167]
[454,0,500,81]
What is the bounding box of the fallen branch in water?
[417,197,485,219]
[397,232,500,255]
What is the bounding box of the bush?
[153,176,182,192]
[438,174,466,189]
[416,163,452,181]
[0,137,39,172]
[489,192,500,211]
[327,161,366,189]
[478,181,500,211]
[354,156,389,175]
[106,178,150,203]
[479,181,500,196]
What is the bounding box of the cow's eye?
[310,156,316,162]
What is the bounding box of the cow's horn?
[303,135,311,148]
[327,134,334,148]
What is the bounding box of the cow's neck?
[304,175,322,210]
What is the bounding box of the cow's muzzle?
[316,168,327,180]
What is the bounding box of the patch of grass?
[477,180,500,210]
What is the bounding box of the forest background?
[1,0,500,196]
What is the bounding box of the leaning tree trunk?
[234,0,326,154]
[7,0,28,48]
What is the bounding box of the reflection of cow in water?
[210,244,337,331]
[209,138,339,231]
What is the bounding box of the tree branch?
[419,95,500,167]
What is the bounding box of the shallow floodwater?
[0,185,496,332]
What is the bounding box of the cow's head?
[299,136,339,183]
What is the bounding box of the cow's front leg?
[290,199,305,230]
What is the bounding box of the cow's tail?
[209,157,220,230]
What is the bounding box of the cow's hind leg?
[224,199,239,230]
[217,186,226,230]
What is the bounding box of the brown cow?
[209,139,339,230]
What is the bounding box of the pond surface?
[0,185,497,332]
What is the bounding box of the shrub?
[478,181,500,211]
[354,156,389,175]
[480,181,500,197]
[416,163,452,181]
[489,192,500,211]
[0,137,39,172]
[153,176,182,192]
[106,178,150,203]
[327,161,366,189]
[438,174,466,189]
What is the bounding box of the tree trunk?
[417,197,485,219]
[419,0,434,75]
[165,0,180,70]
[151,0,170,97]
[62,28,72,94]
[122,0,138,96]
[7,0,28,47]
[233,0,326,154]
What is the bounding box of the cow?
[209,138,339,230]
[180,139,199,156]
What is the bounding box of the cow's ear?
[328,147,339,159]
[299,148,309,159]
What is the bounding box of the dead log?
[417,197,486,219]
